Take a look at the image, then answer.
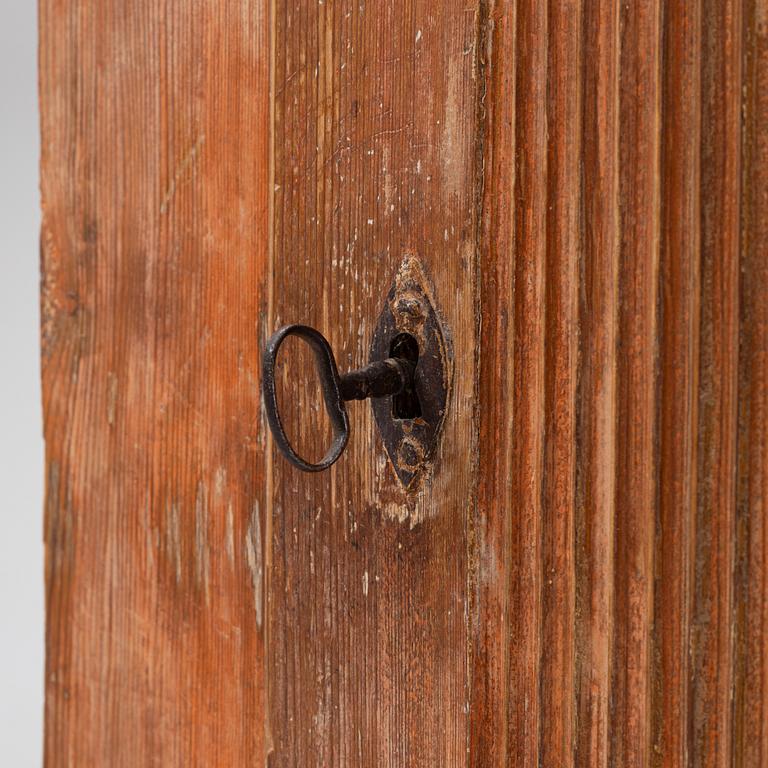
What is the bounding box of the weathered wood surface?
[473,0,767,765]
[40,0,270,763]
[267,1,479,764]
[41,0,768,765]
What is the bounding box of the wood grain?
[653,0,701,764]
[504,0,548,762]
[734,0,768,763]
[472,0,764,766]
[470,0,515,762]
[267,1,479,765]
[41,0,768,765]
[540,0,581,765]
[612,2,662,764]
[574,0,619,765]
[692,0,742,765]
[40,0,270,763]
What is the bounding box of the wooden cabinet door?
[40,0,767,765]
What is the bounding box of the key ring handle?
[261,324,350,472]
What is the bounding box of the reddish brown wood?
[266,2,479,765]
[472,0,764,766]
[575,1,619,766]
[653,0,701,765]
[611,3,661,766]
[734,4,768,764]
[470,1,516,763]
[40,1,270,763]
[40,0,768,765]
[504,0,548,762]
[540,0,581,765]
[692,1,743,765]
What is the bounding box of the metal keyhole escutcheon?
[262,257,450,487]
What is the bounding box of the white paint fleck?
[415,29,422,42]
[362,570,369,596]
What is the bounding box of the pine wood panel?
[266,1,480,764]
[574,1,619,764]
[734,0,768,763]
[612,3,661,765]
[41,0,768,765]
[653,0,700,764]
[40,0,270,763]
[472,0,767,766]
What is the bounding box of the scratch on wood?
[194,483,210,598]
[246,501,263,627]
[106,372,118,426]
[160,134,205,214]
[226,502,235,564]
[440,60,464,200]
[165,501,182,584]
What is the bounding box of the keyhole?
[390,333,421,419]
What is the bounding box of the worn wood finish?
[653,0,700,765]
[471,3,516,763]
[473,0,766,766]
[612,2,661,766]
[692,1,742,766]
[40,0,270,763]
[540,0,580,764]
[267,1,479,764]
[41,0,768,765]
[574,0,619,765]
[735,0,768,763]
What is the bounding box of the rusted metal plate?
[369,256,451,489]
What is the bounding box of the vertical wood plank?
[40,1,270,764]
[267,1,480,765]
[504,0,548,763]
[540,0,581,765]
[611,2,661,766]
[652,0,701,765]
[734,0,768,762]
[471,0,516,763]
[693,0,742,765]
[574,0,619,765]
